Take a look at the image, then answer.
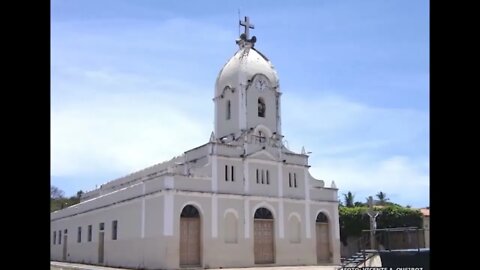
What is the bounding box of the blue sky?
[51,0,429,207]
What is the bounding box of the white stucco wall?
[52,189,340,269]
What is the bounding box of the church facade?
[50,17,341,269]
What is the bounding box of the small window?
[261,169,264,184]
[258,98,266,117]
[256,169,259,183]
[53,231,56,245]
[64,229,68,234]
[231,166,235,182]
[77,226,82,243]
[59,231,62,245]
[225,165,229,181]
[266,170,270,185]
[99,222,104,231]
[294,173,297,187]
[289,173,292,187]
[88,225,92,242]
[226,100,231,120]
[112,220,118,240]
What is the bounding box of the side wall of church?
[51,199,145,268]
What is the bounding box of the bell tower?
[214,16,282,141]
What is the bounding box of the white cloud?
[51,69,213,178]
[282,93,428,157]
[310,155,429,207]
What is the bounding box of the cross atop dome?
[236,16,257,47]
[239,16,254,40]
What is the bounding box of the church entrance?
[98,231,105,264]
[254,207,274,264]
[62,234,68,261]
[316,212,331,263]
[180,205,201,267]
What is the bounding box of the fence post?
[386,229,390,251]
[416,227,420,252]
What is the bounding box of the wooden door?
[254,219,274,264]
[98,232,104,264]
[316,223,330,263]
[180,217,201,266]
[62,235,68,261]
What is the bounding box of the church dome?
[215,46,280,97]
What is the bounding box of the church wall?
[207,197,251,268]
[52,189,341,268]
[215,143,243,156]
[189,157,211,177]
[185,143,209,161]
[142,193,168,269]
[276,201,317,265]
[310,187,337,201]
[282,166,306,199]
[216,89,239,139]
[173,175,211,192]
[310,202,342,264]
[247,162,279,197]
[51,183,143,221]
[98,201,144,268]
[51,199,144,267]
[158,194,213,269]
[145,176,168,194]
[216,158,244,194]
[283,153,308,165]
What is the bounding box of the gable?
[246,149,278,162]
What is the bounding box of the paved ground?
[51,261,341,270]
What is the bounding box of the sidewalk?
[51,261,340,270]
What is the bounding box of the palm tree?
[343,191,355,207]
[376,191,390,205]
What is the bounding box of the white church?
[51,17,341,269]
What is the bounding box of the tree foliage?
[343,191,355,207]
[50,186,83,212]
[376,191,390,205]
[51,186,64,199]
[339,205,423,244]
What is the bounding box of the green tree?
[51,185,64,199]
[343,191,355,207]
[50,187,83,212]
[376,191,390,205]
[339,205,423,244]
[354,201,366,207]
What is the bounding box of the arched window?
[181,205,200,218]
[258,98,266,117]
[316,212,328,223]
[254,207,273,219]
[226,100,231,120]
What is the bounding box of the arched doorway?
[180,205,201,267]
[254,207,274,264]
[316,212,331,263]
